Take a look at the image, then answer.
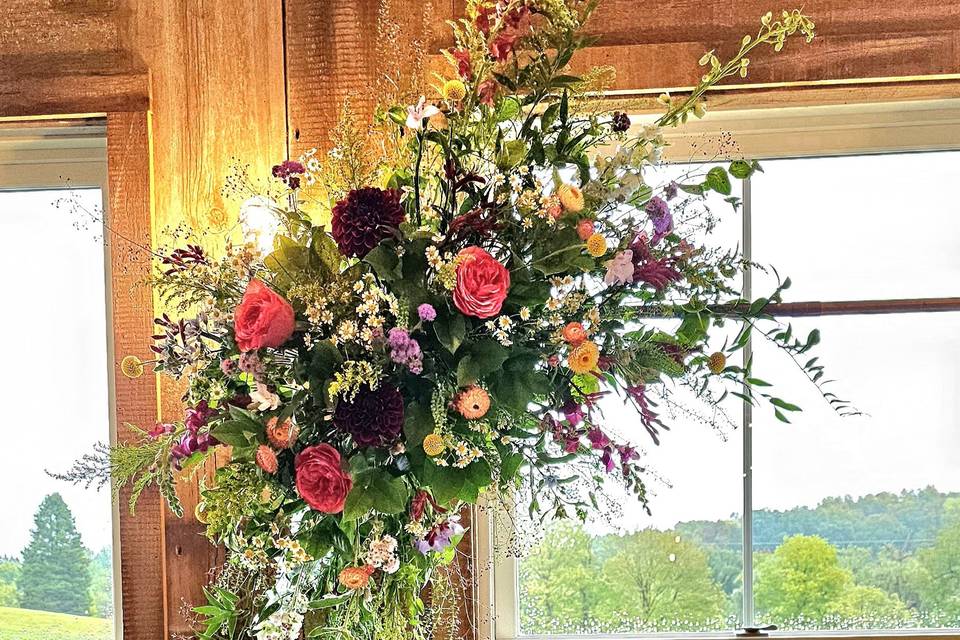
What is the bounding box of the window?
[0,124,118,639]
[484,99,960,639]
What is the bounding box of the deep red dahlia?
[334,383,405,448]
[331,187,405,258]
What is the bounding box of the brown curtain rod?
[760,297,960,317]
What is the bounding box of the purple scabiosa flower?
[220,358,236,375]
[645,196,673,245]
[663,181,679,200]
[417,303,437,322]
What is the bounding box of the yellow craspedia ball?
[442,79,467,101]
[568,341,600,374]
[423,432,446,457]
[120,355,144,379]
[708,352,727,375]
[585,233,607,257]
[557,183,585,213]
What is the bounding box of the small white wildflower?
[519,307,531,321]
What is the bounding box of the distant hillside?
[0,607,112,640]
[678,486,960,552]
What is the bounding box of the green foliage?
[86,548,114,619]
[914,499,960,620]
[17,494,92,616]
[0,560,20,608]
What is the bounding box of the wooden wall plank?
[429,1,960,94]
[107,110,166,640]
[124,1,288,633]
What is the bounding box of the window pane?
[751,312,960,631]
[751,151,960,301]
[0,190,115,639]
[516,331,744,635]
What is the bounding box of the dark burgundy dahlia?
[331,187,405,258]
[334,383,405,448]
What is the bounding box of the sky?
[0,188,115,559]
[590,151,960,533]
[0,152,958,561]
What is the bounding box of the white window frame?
[478,98,960,640]
[0,121,121,636]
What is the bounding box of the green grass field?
[0,606,113,640]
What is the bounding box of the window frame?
[478,97,960,640]
[0,122,123,635]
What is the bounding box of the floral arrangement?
[60,2,850,639]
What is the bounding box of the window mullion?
[742,175,755,629]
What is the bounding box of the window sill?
[501,632,960,640]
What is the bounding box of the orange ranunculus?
[562,322,588,346]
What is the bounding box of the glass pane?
[751,151,960,301]
[0,189,115,639]
[751,312,960,632]
[516,331,744,635]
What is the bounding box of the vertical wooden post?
[108,110,167,640]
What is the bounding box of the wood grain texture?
[0,2,148,116]
[428,1,960,94]
[107,110,166,640]
[123,1,287,633]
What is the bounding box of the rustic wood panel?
[285,0,451,154]
[426,1,960,95]
[0,1,148,117]
[124,1,287,633]
[108,110,166,640]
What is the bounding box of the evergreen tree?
[16,493,91,615]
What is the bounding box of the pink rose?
[295,444,352,514]
[453,247,510,319]
[233,279,296,352]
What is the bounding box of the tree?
[756,535,908,627]
[914,498,960,625]
[755,535,852,621]
[0,557,19,607]
[595,529,726,631]
[16,493,91,615]
[88,547,115,618]
[519,520,606,633]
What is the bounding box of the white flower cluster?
[365,534,400,574]
[484,315,514,346]
[253,592,308,640]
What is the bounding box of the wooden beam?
[108,110,166,640]
[0,52,149,118]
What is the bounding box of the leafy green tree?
[0,557,19,607]
[757,535,909,627]
[755,535,852,621]
[519,520,606,632]
[17,493,91,615]
[914,498,960,624]
[595,529,726,630]
[88,547,114,618]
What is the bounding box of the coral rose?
[295,444,352,513]
[453,247,510,319]
[233,279,296,352]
